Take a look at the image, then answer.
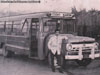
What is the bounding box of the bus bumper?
[65,53,100,60]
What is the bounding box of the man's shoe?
[58,68,63,73]
[52,68,55,72]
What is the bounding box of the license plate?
[83,54,89,58]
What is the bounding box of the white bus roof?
[0,12,75,21]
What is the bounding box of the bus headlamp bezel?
[66,43,72,51]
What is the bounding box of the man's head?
[55,30,60,36]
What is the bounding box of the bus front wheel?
[76,58,92,66]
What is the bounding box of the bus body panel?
[0,12,99,62]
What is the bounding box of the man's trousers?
[50,51,62,70]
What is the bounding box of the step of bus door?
[29,56,39,60]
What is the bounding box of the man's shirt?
[48,35,68,55]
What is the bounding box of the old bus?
[0,12,99,66]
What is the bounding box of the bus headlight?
[66,43,72,51]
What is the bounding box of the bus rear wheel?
[2,45,14,58]
[76,58,92,67]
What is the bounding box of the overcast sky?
[0,0,100,13]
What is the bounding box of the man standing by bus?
[48,29,68,73]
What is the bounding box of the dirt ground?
[0,51,100,75]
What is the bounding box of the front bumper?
[65,53,100,60]
[65,48,100,60]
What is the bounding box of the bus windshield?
[43,18,76,34]
[43,18,58,33]
[62,19,76,34]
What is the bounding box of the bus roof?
[0,12,75,21]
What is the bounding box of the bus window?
[6,21,13,34]
[13,20,21,33]
[21,19,29,34]
[0,21,5,33]
[43,18,57,33]
[63,19,76,34]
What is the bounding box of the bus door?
[30,18,39,57]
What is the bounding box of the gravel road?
[0,50,100,75]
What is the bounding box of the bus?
[0,12,99,66]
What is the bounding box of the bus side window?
[5,21,12,34]
[21,19,29,34]
[0,21,5,33]
[13,20,22,34]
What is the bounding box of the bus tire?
[2,45,14,58]
[76,58,92,67]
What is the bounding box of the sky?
[0,0,100,13]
